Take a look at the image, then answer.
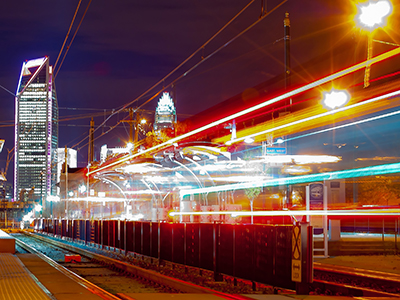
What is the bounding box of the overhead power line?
[54,0,92,79]
[79,0,259,149]
[54,0,82,71]
[0,84,16,97]
[71,0,287,150]
[136,0,287,112]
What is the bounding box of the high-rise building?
[154,92,176,131]
[14,57,58,203]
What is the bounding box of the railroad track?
[15,231,400,298]
[14,232,256,299]
[313,263,400,297]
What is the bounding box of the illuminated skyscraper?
[154,92,176,131]
[14,57,58,202]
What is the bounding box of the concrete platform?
[17,253,108,300]
[0,253,50,300]
[0,229,15,253]
[2,242,400,299]
[0,252,108,300]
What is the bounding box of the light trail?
[280,106,400,145]
[124,190,163,195]
[169,208,400,217]
[87,46,400,176]
[64,197,126,203]
[179,161,400,197]
[225,89,400,144]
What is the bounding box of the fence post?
[213,222,223,281]
[72,219,74,241]
[158,221,161,267]
[395,218,398,253]
[124,220,127,255]
[292,222,313,295]
[184,223,187,273]
[252,224,257,291]
[233,224,236,285]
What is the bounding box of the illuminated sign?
[266,147,286,154]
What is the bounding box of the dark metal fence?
[35,219,295,290]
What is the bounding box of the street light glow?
[357,0,392,29]
[322,89,350,110]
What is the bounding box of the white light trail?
[229,88,400,144]
[88,46,400,176]
[280,107,400,146]
[169,208,400,217]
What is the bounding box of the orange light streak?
[88,46,400,176]
[218,89,400,145]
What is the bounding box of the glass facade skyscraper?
[14,57,58,203]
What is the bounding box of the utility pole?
[284,12,292,208]
[134,111,140,146]
[121,108,140,149]
[88,118,94,163]
[40,171,43,208]
[284,12,291,97]
[129,108,134,144]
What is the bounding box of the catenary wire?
[53,0,82,71]
[135,0,287,113]
[0,84,16,97]
[85,0,258,145]
[67,0,285,151]
[54,0,92,79]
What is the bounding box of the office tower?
[154,92,176,131]
[14,57,58,203]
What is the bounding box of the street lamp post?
[40,171,44,218]
[320,88,350,257]
[355,0,393,88]
[322,88,350,146]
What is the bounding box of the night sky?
[1,0,399,180]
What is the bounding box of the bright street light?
[126,142,133,150]
[322,89,350,110]
[79,184,87,194]
[357,0,392,30]
[355,0,393,87]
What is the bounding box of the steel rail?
[313,263,400,297]
[22,231,249,299]
[24,231,400,297]
[15,237,120,300]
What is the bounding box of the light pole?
[40,171,44,218]
[355,0,392,88]
[322,88,350,147]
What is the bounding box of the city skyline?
[1,1,400,186]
